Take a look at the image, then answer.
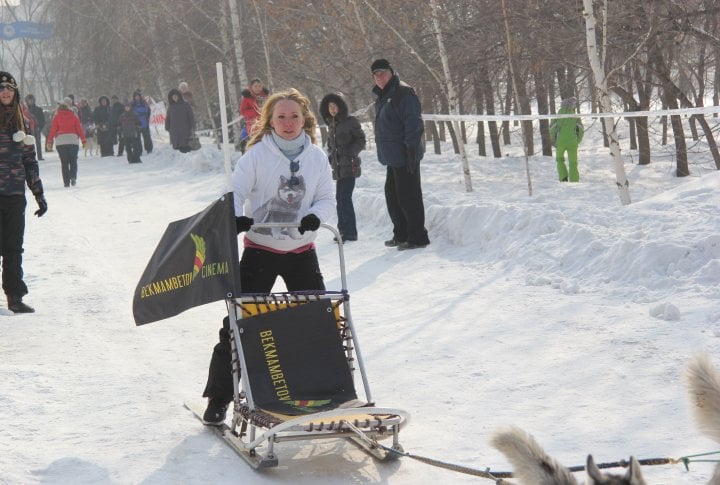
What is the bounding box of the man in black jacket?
[25,94,45,161]
[371,58,430,251]
[109,95,126,156]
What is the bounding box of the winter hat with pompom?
[0,71,18,91]
[0,71,35,145]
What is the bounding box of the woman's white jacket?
[232,134,335,252]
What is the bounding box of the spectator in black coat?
[92,96,114,157]
[109,95,126,156]
[25,94,45,160]
[320,92,365,242]
[165,88,195,153]
[117,103,142,164]
[371,58,429,250]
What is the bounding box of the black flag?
[133,193,240,325]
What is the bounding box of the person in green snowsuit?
[549,97,584,182]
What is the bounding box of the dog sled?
[188,222,410,469]
[132,197,409,469]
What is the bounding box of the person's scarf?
[271,130,304,161]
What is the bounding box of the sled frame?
[220,223,409,468]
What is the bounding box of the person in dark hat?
[370,59,430,250]
[0,71,47,313]
[370,58,393,74]
[24,94,45,160]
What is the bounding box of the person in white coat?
[202,88,335,425]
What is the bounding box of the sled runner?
[192,222,410,469]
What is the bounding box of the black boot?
[202,398,229,426]
[7,295,35,313]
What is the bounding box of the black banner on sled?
[132,193,240,325]
[241,300,357,415]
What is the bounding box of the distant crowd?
[23,81,199,164]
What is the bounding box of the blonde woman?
[202,88,335,425]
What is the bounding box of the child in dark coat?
[117,104,142,164]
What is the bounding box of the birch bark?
[583,0,632,205]
[429,0,472,192]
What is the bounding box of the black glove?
[34,194,47,217]
[406,146,418,174]
[235,216,254,234]
[298,214,320,234]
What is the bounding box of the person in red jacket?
[47,98,86,187]
[238,78,268,152]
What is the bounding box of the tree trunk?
[446,121,460,154]
[250,0,273,90]
[477,122,486,157]
[613,85,649,165]
[672,83,720,170]
[473,74,486,156]
[188,40,216,131]
[223,0,243,144]
[648,45,689,176]
[502,81,511,145]
[533,64,552,156]
[583,0,631,205]
[478,63,501,157]
[501,0,532,196]
[633,61,652,165]
[429,0,472,191]
[427,121,441,155]
[715,46,720,117]
[227,0,247,89]
[661,105,668,145]
[556,66,574,100]
[623,64,637,150]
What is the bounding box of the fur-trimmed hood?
[319,93,349,124]
[167,88,184,104]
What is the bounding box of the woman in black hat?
[0,71,47,313]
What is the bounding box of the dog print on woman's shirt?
[253,175,306,239]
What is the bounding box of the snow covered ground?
[2,121,720,484]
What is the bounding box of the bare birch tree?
[223,0,244,128]
[428,0,472,192]
[583,0,631,205]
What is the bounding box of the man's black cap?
[371,59,393,74]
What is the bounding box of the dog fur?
[84,124,98,157]
[491,426,646,485]
[685,353,720,484]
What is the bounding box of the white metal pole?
[216,62,233,192]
